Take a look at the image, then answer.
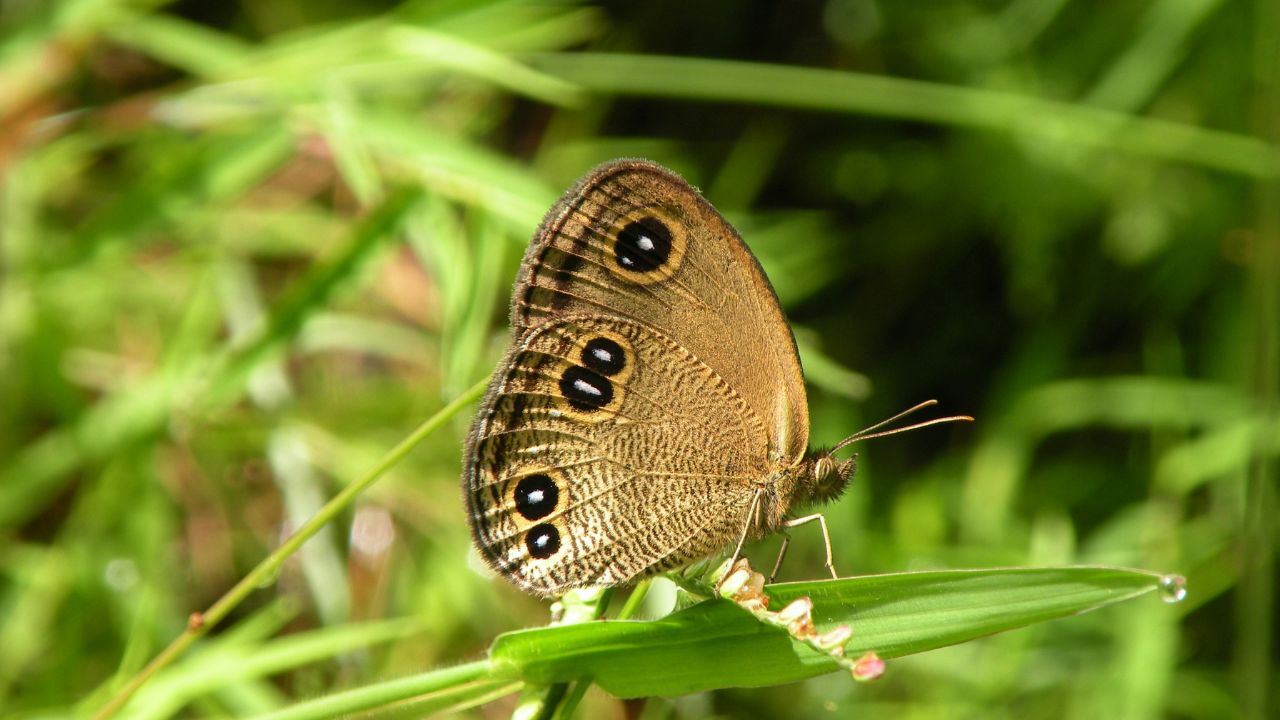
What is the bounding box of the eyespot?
[614,218,672,273]
[514,473,558,521]
[559,366,613,411]
[525,523,561,559]
[581,337,626,376]
[600,209,687,286]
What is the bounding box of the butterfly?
[463,159,966,597]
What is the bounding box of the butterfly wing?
[465,315,769,596]
[511,160,809,463]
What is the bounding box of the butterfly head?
[799,452,858,505]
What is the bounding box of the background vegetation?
[1,0,1275,717]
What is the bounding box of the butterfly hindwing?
[464,315,767,596]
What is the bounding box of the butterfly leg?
[768,534,791,583]
[781,513,838,579]
[724,489,764,582]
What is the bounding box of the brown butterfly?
[463,159,967,597]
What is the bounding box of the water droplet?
[1158,574,1187,603]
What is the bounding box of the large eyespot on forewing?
[603,209,687,286]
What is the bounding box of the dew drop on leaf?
[1158,574,1187,604]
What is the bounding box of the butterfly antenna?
[828,400,973,455]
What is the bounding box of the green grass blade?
[490,566,1172,698]
[0,188,421,528]
[86,377,488,719]
[961,377,1249,544]
[388,27,582,106]
[1084,0,1224,111]
[202,186,422,406]
[79,125,295,251]
[128,619,427,720]
[244,660,509,720]
[531,53,1280,178]
[105,12,253,76]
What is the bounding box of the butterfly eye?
[581,337,626,376]
[614,218,672,273]
[525,523,561,559]
[514,474,559,520]
[559,366,614,411]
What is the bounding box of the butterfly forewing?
[511,160,810,463]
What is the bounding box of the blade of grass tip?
[87,377,489,720]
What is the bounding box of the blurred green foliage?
[0,0,1276,717]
